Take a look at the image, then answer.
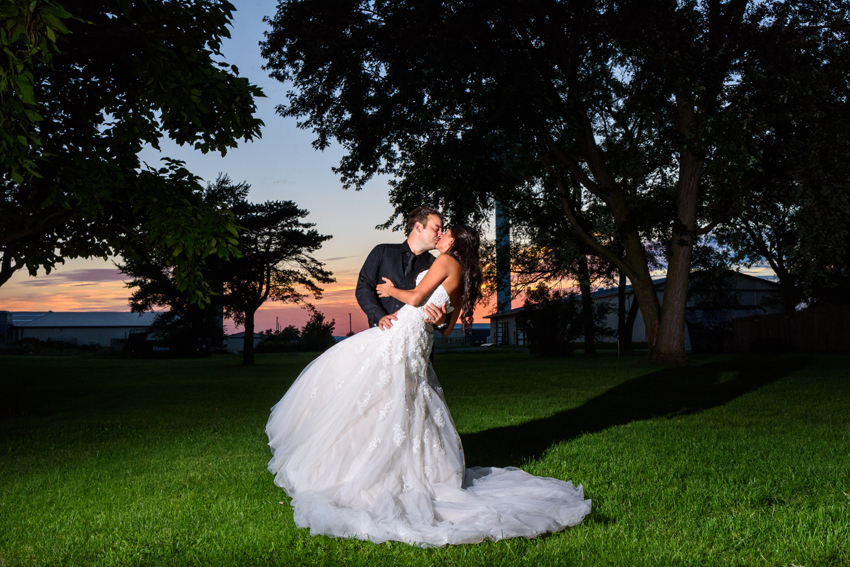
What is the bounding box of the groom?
[356,206,449,331]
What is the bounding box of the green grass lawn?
[1,351,848,566]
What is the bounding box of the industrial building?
[0,311,157,349]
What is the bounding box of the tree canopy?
[712,28,850,311]
[262,0,850,361]
[1,0,264,301]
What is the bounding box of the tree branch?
[542,132,604,197]
[0,251,22,287]
[537,136,636,280]
[695,218,721,236]
[0,211,69,247]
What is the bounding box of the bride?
[265,225,591,546]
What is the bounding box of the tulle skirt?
[266,314,591,546]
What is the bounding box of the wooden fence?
[731,304,850,352]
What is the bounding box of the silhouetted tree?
[211,177,334,365]
[517,285,614,357]
[297,308,336,352]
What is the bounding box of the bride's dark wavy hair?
[444,225,483,331]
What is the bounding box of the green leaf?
[14,74,34,105]
[9,23,24,44]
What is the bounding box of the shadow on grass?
[460,354,814,468]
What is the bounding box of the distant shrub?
[298,309,336,352]
[255,325,301,353]
[517,286,614,357]
[256,308,336,353]
[517,289,584,357]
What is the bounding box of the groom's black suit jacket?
[356,242,436,328]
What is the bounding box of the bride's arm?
[440,301,462,337]
[377,255,456,306]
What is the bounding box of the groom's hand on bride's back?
[379,312,399,331]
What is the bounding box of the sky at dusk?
[0,1,778,334]
[0,1,500,334]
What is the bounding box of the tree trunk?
[618,269,626,344]
[654,143,702,363]
[577,255,596,354]
[779,284,798,313]
[624,292,640,351]
[545,110,694,363]
[211,274,225,343]
[772,264,798,313]
[243,309,256,366]
[621,227,663,356]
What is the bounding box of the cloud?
[0,286,130,312]
[16,268,126,286]
[3,268,131,312]
[18,280,54,287]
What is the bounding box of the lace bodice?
[396,270,452,326]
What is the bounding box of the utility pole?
[495,201,511,314]
[495,201,511,345]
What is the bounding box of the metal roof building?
[1,311,157,349]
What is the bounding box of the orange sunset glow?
[0,258,500,336]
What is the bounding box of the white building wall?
[596,290,664,343]
[599,279,782,344]
[489,317,520,345]
[486,274,780,349]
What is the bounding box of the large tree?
[262,0,849,361]
[1,0,264,300]
[208,177,334,366]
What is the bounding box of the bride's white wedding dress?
[266,272,591,546]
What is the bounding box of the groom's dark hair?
[406,206,443,235]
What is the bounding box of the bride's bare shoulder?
[434,253,460,269]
